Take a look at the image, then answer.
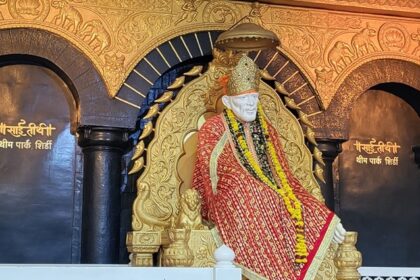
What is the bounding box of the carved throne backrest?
[131,50,324,233]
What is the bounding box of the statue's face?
[223,92,259,122]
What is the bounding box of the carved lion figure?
[177,189,206,230]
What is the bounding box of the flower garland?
[225,104,308,263]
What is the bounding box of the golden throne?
[126,49,361,280]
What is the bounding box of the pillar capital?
[77,126,129,150]
[316,138,345,161]
[315,138,346,211]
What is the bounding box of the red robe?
[193,114,338,280]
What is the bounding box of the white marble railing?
[0,265,241,280]
[0,245,241,280]
[1,263,418,279]
[360,267,420,280]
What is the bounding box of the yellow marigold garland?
[226,105,309,263]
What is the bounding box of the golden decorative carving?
[284,96,301,110]
[164,189,216,268]
[262,7,419,109]
[379,22,410,53]
[175,0,207,25]
[51,0,82,33]
[331,0,418,8]
[260,69,276,80]
[9,0,49,20]
[193,232,216,267]
[176,189,206,230]
[274,81,290,96]
[411,28,420,57]
[80,19,111,55]
[328,41,354,74]
[202,1,239,24]
[351,23,378,58]
[0,0,417,101]
[313,146,326,166]
[126,231,162,266]
[104,53,125,96]
[315,243,338,280]
[298,111,314,128]
[259,0,419,18]
[334,232,362,280]
[133,182,173,230]
[163,228,194,267]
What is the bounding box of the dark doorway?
[0,64,81,263]
[338,84,420,266]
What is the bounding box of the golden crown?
[228,55,260,96]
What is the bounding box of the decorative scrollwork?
[202,1,239,24]
[8,0,49,20]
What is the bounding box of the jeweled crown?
[228,55,260,96]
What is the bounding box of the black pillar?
[413,145,420,168]
[78,126,128,264]
[316,139,344,211]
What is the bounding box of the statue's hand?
[333,222,346,244]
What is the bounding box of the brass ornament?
[131,141,145,161]
[314,163,326,183]
[139,121,153,140]
[155,91,174,103]
[167,76,185,90]
[313,146,326,166]
[334,232,362,280]
[284,96,301,110]
[184,65,204,77]
[163,228,194,267]
[274,81,290,96]
[298,111,314,128]
[306,127,318,146]
[144,104,160,119]
[129,157,145,175]
[215,22,280,51]
[260,69,276,80]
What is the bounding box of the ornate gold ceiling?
[0,0,418,109]
[241,0,420,18]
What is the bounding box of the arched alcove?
[337,83,420,266]
[0,64,81,263]
[0,28,133,129]
[317,59,420,139]
[114,31,324,130]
